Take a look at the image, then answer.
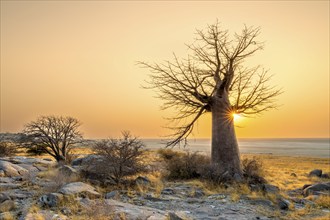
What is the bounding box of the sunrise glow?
[0,1,329,138]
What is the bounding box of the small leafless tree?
[23,115,82,162]
[139,22,282,179]
[93,131,145,184]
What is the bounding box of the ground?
[0,147,329,220]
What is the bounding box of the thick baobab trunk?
[211,94,242,179]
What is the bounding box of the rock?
[303,182,330,196]
[290,173,297,177]
[263,184,279,194]
[39,193,64,207]
[71,157,84,166]
[0,160,28,177]
[60,207,72,215]
[277,198,290,210]
[321,173,330,179]
[0,177,14,183]
[0,200,16,213]
[59,165,79,179]
[104,199,167,219]
[0,183,21,190]
[0,171,4,177]
[135,176,150,185]
[161,188,175,195]
[16,164,40,172]
[167,212,183,220]
[287,188,303,197]
[249,198,274,207]
[71,155,102,166]
[302,184,312,190]
[186,198,203,204]
[105,190,120,199]
[0,193,10,203]
[58,182,101,199]
[5,191,32,200]
[3,156,54,166]
[309,169,322,177]
[207,194,227,200]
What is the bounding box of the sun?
[232,113,241,121]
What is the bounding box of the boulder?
[71,155,102,166]
[17,164,39,173]
[303,182,330,196]
[104,199,167,219]
[277,198,290,210]
[309,169,322,177]
[0,161,28,177]
[0,200,16,213]
[0,193,10,203]
[58,182,101,199]
[58,165,79,179]
[39,193,64,207]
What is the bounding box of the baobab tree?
[139,22,281,179]
[23,115,82,162]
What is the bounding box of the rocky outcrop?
[303,182,330,196]
[0,161,28,177]
[58,182,101,199]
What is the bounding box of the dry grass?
[242,154,330,191]
[315,195,330,209]
[0,212,15,220]
[37,167,80,193]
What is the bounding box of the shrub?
[160,149,210,180]
[242,157,266,184]
[0,141,18,157]
[90,131,145,184]
[198,163,224,183]
[157,148,183,160]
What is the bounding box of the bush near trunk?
[159,149,265,184]
[158,149,210,180]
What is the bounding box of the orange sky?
[0,1,329,139]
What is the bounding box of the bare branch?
[139,22,281,147]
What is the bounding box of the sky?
[0,1,329,139]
